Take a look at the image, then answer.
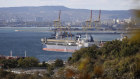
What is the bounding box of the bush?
[54,59,64,68]
[18,57,39,68]
[69,45,98,64]
[0,59,18,68]
[93,65,104,78]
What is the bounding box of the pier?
[15,29,129,34]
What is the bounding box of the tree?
[69,45,99,64]
[18,57,39,68]
[41,61,47,67]
[54,59,64,68]
[47,64,54,75]
[0,59,18,68]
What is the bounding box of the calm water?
[0,27,121,62]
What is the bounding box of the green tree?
[47,64,54,75]
[0,59,18,68]
[18,57,39,68]
[41,61,47,67]
[69,45,98,64]
[54,59,64,68]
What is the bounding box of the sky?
[0,0,138,10]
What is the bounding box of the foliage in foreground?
[0,58,64,79]
[65,37,140,79]
[0,57,39,68]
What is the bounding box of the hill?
[0,6,132,22]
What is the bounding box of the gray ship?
[41,34,95,52]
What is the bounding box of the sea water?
[0,27,121,62]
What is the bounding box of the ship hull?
[42,44,80,52]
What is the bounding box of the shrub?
[54,59,64,68]
[18,57,39,68]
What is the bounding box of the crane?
[83,10,93,31]
[54,10,61,29]
[94,10,101,29]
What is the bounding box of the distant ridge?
[0,6,70,10]
[0,6,132,22]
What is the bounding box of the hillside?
[0,6,132,22]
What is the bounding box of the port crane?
[85,10,93,28]
[83,10,93,31]
[94,10,101,29]
[53,10,73,39]
[54,10,61,29]
[53,10,64,39]
[83,10,101,31]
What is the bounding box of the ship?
[41,10,101,52]
[41,34,96,52]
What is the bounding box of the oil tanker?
[41,34,96,52]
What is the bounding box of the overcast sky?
[0,0,138,10]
